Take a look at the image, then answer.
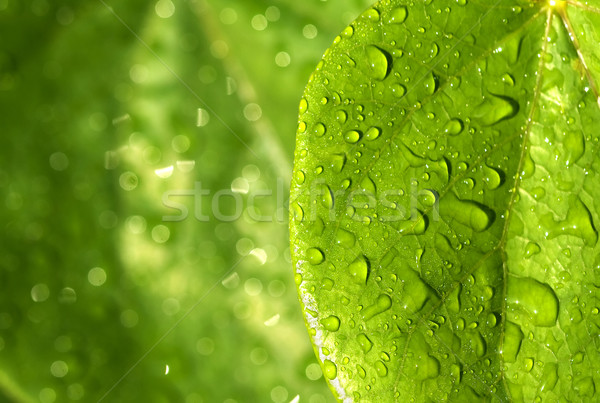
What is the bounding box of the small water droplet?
[329,153,346,173]
[322,277,334,291]
[563,130,585,166]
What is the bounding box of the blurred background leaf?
[0,0,373,401]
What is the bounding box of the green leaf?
[289,0,600,401]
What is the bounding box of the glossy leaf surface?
[290,0,600,401]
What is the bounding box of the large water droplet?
[329,153,346,173]
[389,6,408,23]
[344,130,361,144]
[364,45,390,80]
[507,276,559,327]
[439,193,495,232]
[374,361,388,377]
[360,176,377,194]
[323,359,337,379]
[365,126,381,141]
[540,197,597,246]
[502,321,524,363]
[348,255,369,285]
[396,211,427,235]
[306,248,324,265]
[443,118,464,136]
[320,315,341,332]
[524,242,541,258]
[563,130,585,166]
[319,184,334,209]
[423,72,439,95]
[540,362,558,392]
[299,98,308,114]
[292,203,304,221]
[356,333,373,353]
[335,228,356,249]
[361,294,392,321]
[482,165,503,189]
[314,122,326,137]
[473,93,519,126]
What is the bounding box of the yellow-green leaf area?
[290,0,600,401]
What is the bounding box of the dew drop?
[322,277,334,291]
[356,333,373,353]
[473,93,519,126]
[506,276,559,327]
[335,110,348,123]
[344,130,361,144]
[323,359,337,379]
[524,242,541,259]
[348,255,369,285]
[292,203,304,221]
[365,127,381,141]
[364,45,390,80]
[423,72,439,94]
[540,197,597,246]
[391,83,406,97]
[443,118,464,136]
[342,25,354,38]
[374,361,388,377]
[306,248,324,265]
[314,122,326,137]
[563,130,585,166]
[320,315,341,332]
[439,193,494,232]
[389,6,408,23]
[329,153,346,173]
[362,294,392,321]
[294,170,305,185]
[299,98,308,114]
[362,8,380,21]
[336,228,356,248]
[482,165,502,189]
[502,321,524,363]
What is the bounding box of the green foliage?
[0,0,376,402]
[290,0,600,401]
